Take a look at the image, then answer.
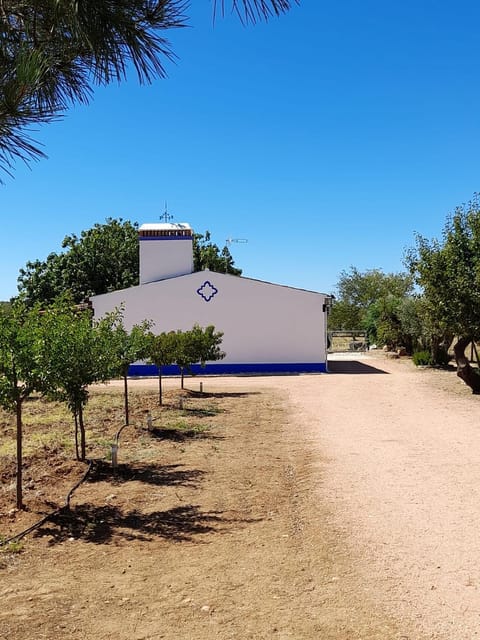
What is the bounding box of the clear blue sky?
[1,0,480,300]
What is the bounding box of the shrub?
[412,350,432,366]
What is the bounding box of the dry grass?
[0,382,223,516]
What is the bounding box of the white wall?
[139,238,193,284]
[92,271,327,364]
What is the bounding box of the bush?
[412,350,432,366]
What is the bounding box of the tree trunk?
[16,398,23,510]
[453,336,480,394]
[158,371,162,406]
[181,369,184,390]
[78,404,86,461]
[123,373,129,425]
[74,412,80,461]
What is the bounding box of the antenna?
[226,237,248,246]
[224,237,248,273]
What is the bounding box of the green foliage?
[40,297,115,460]
[193,232,242,275]
[0,302,45,409]
[327,300,363,332]
[407,195,480,339]
[100,309,152,422]
[405,195,480,385]
[102,310,152,379]
[18,221,244,307]
[335,267,413,310]
[0,301,49,507]
[412,350,432,367]
[17,218,139,305]
[172,325,225,389]
[328,267,414,349]
[0,536,23,554]
[148,331,178,371]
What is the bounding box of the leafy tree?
[41,298,113,460]
[328,267,414,340]
[327,299,363,332]
[1,1,296,176]
[193,232,242,275]
[18,220,243,307]
[406,195,480,392]
[18,218,139,305]
[334,267,413,310]
[195,324,226,365]
[102,311,152,423]
[0,302,46,508]
[175,325,225,389]
[147,330,178,405]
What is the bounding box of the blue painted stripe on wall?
[128,362,328,376]
[139,236,192,241]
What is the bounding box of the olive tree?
[407,195,480,392]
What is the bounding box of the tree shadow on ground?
[180,407,222,417]
[186,390,261,399]
[86,459,205,487]
[34,503,258,545]
[328,360,389,374]
[148,427,224,442]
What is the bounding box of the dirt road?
[299,355,480,639]
[2,355,480,639]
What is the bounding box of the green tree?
[193,232,242,275]
[334,267,412,309]
[0,302,46,508]
[102,311,152,423]
[147,330,178,405]
[175,325,225,389]
[18,220,243,307]
[406,195,480,392]
[327,299,363,332]
[41,298,112,460]
[195,324,226,365]
[18,218,139,305]
[1,1,296,176]
[328,267,423,352]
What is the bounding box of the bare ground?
[1,355,479,639]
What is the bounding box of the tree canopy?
[0,0,297,176]
[328,267,413,334]
[17,218,139,305]
[406,195,480,391]
[0,301,47,507]
[17,219,242,306]
[193,231,242,276]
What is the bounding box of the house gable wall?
[92,271,327,368]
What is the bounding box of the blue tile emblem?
[197,280,218,302]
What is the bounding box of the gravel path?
[284,355,480,639]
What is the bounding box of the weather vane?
[160,201,173,223]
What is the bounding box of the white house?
[91,222,331,375]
